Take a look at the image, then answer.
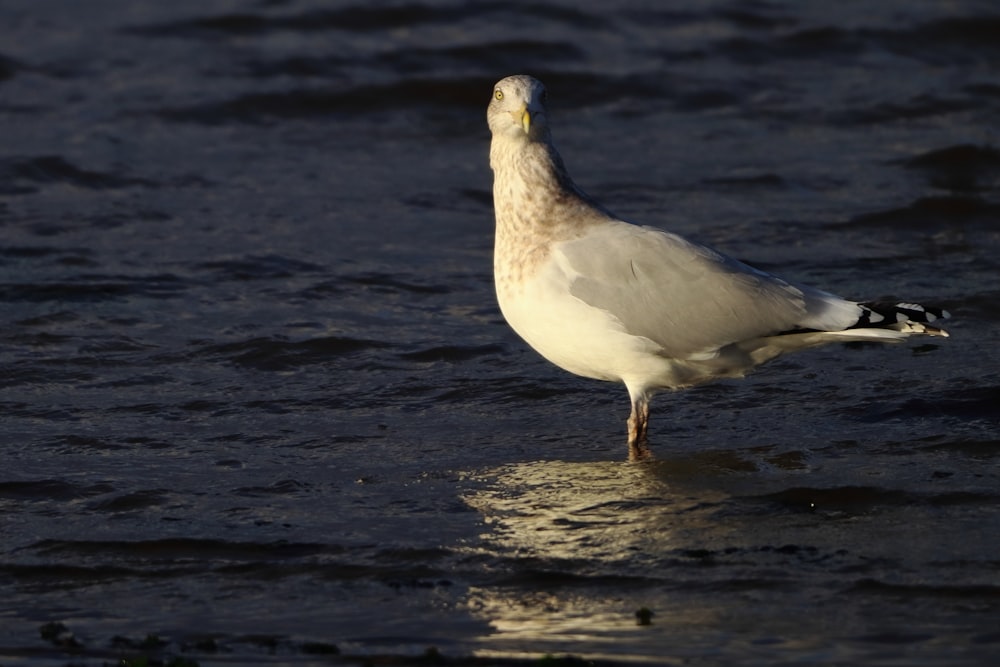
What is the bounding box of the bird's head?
[487,74,549,142]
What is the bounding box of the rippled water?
[1,1,999,665]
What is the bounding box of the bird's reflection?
[460,456,737,659]
[464,459,685,565]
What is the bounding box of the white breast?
[495,247,677,387]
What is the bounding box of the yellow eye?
[494,89,503,101]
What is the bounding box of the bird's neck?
[490,136,592,236]
[490,134,610,294]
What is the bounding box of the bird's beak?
[511,104,530,134]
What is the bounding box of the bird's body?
[487,74,949,457]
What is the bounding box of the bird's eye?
[494,89,503,101]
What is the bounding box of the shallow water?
[1,1,999,665]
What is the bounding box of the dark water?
[1,1,999,665]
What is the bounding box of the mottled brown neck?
[491,133,610,295]
[492,137,601,235]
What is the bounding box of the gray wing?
[557,222,857,358]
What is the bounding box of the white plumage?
[487,74,949,458]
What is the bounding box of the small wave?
[398,344,505,363]
[240,40,585,81]
[0,52,25,82]
[713,16,1000,66]
[884,16,1000,63]
[0,281,129,302]
[3,331,73,347]
[0,156,155,194]
[849,578,1000,600]
[14,310,80,326]
[47,434,125,451]
[752,484,1000,514]
[948,289,1000,320]
[901,143,1000,170]
[833,94,978,126]
[13,538,467,585]
[0,479,115,502]
[234,479,309,497]
[197,335,390,371]
[876,386,1000,424]
[0,275,188,302]
[379,39,585,78]
[28,537,342,561]
[839,196,1000,229]
[197,255,324,281]
[89,489,170,513]
[718,26,865,64]
[155,76,495,124]
[0,245,91,260]
[126,3,604,39]
[702,173,786,188]
[0,369,94,390]
[341,271,454,294]
[155,70,678,124]
[919,437,1000,460]
[898,143,1000,192]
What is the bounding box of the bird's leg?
[626,395,649,446]
[627,395,651,459]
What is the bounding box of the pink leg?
[626,395,652,460]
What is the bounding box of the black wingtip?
[856,301,951,330]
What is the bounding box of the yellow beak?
[512,105,530,134]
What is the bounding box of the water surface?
[1,1,998,665]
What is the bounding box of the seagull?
[487,74,950,458]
